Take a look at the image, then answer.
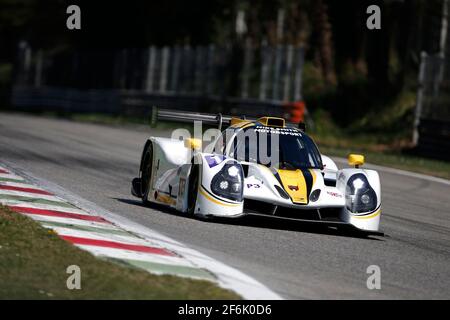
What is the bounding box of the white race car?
[132,109,382,234]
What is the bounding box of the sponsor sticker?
[205,155,225,168]
[254,126,301,136]
[327,191,343,198]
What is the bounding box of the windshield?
[230,126,323,170]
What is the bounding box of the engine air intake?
[257,117,285,128]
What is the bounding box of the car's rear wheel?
[187,164,199,215]
[140,143,153,205]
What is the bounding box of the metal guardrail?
[417,118,450,160]
[15,44,305,102]
[11,85,287,120]
[413,51,450,160]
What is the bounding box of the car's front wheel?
[187,164,199,215]
[140,143,153,205]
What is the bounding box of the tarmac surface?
[1,113,449,299]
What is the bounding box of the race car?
[131,109,382,234]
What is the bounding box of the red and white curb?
[0,163,281,299]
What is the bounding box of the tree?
[311,0,336,85]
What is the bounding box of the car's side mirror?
[348,154,365,168]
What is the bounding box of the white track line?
[0,181,48,190]
[0,161,282,300]
[5,201,98,215]
[0,189,64,201]
[52,226,167,247]
[0,173,27,181]
[73,245,199,268]
[30,214,122,230]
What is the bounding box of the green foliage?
[318,145,450,180]
[310,89,417,146]
[350,90,416,137]
[0,63,12,87]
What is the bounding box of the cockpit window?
[229,126,323,169]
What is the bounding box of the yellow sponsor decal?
[353,209,381,219]
[156,193,176,205]
[241,122,256,129]
[230,118,254,128]
[199,187,240,207]
[277,169,308,204]
[309,169,316,186]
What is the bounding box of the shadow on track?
[114,197,384,241]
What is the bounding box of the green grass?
[317,145,450,180]
[309,114,450,180]
[0,205,240,299]
[305,90,450,180]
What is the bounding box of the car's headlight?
[345,174,377,213]
[210,162,243,202]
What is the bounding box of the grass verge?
[317,145,450,180]
[312,128,450,180]
[0,205,239,299]
[309,105,450,180]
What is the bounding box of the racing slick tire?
[140,142,153,206]
[187,164,199,215]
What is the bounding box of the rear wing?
[150,106,305,131]
[151,107,257,131]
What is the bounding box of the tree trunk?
[312,0,336,85]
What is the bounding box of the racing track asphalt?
[1,113,449,299]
